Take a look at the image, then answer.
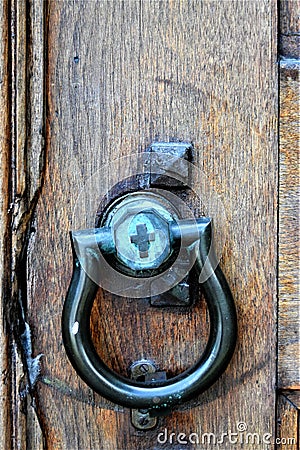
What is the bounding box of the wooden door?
[0,1,299,449]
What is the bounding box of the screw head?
[130,360,156,379]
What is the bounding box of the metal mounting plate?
[129,360,167,430]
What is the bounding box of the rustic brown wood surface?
[276,393,299,449]
[277,2,300,442]
[0,1,10,448]
[280,0,300,58]
[278,60,300,390]
[23,1,279,449]
[3,0,290,449]
[2,0,46,448]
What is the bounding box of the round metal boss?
[100,191,181,276]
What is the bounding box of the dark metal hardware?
[98,192,176,275]
[62,201,237,414]
[130,361,167,430]
[150,275,191,306]
[148,142,193,303]
[148,142,193,187]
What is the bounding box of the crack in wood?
[3,0,47,448]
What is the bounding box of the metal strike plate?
[149,142,193,188]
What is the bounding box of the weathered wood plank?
[28,1,277,448]
[284,391,300,409]
[5,0,46,448]
[280,0,300,58]
[278,60,300,389]
[0,1,11,448]
[276,393,299,449]
[3,0,29,447]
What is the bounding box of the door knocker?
[62,144,237,429]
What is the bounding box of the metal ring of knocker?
[62,190,237,414]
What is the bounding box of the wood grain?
[0,0,11,448]
[280,0,300,58]
[25,1,278,449]
[276,393,299,449]
[278,60,300,389]
[5,0,46,448]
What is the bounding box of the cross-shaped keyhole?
[130,223,155,258]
